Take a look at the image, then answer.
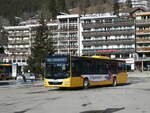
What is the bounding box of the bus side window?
[110,63,118,74]
[72,61,80,76]
[88,60,93,74]
[98,61,108,74]
[118,62,125,72]
[84,60,90,74]
[95,60,100,74]
[72,59,86,76]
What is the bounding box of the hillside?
[0,0,127,26]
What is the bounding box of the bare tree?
[113,0,120,16]
[79,0,90,15]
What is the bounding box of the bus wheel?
[113,78,117,87]
[83,78,89,89]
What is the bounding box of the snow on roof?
[80,13,117,20]
[57,14,79,19]
[3,26,30,30]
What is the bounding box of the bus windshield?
[45,56,70,79]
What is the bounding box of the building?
[3,25,35,73]
[0,27,8,61]
[131,0,148,10]
[3,20,58,73]
[135,12,150,71]
[80,13,135,70]
[55,14,80,55]
[3,14,136,71]
[5,12,150,72]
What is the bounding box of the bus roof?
[0,63,11,66]
[91,56,110,59]
[46,55,125,62]
[80,56,125,62]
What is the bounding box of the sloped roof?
[121,7,145,14]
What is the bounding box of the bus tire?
[112,77,117,87]
[83,78,89,89]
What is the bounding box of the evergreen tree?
[113,0,120,16]
[27,15,55,77]
[0,28,8,46]
[0,47,4,54]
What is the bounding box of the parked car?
[16,75,25,83]
[24,73,35,82]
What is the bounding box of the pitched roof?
[121,7,145,14]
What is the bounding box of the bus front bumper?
[44,79,71,87]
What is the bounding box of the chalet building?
[135,12,150,71]
[131,0,148,10]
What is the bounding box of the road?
[0,77,150,113]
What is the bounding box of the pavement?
[127,71,150,77]
[0,79,44,86]
[0,71,150,86]
[1,76,150,113]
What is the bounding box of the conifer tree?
[27,15,55,77]
[0,47,4,54]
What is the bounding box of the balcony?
[55,28,78,33]
[136,47,150,52]
[136,29,150,36]
[136,57,150,61]
[48,29,58,33]
[82,39,135,46]
[82,22,134,29]
[8,48,30,53]
[57,45,78,49]
[82,48,135,55]
[136,38,150,43]
[4,56,28,61]
[136,19,150,26]
[82,30,134,37]
[9,33,30,37]
[9,40,30,45]
[136,32,150,36]
[54,37,78,41]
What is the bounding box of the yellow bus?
[44,55,127,88]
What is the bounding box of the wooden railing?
[82,39,135,46]
[136,38,150,42]
[82,22,134,29]
[137,48,150,51]
[82,48,134,54]
[82,30,134,37]
[136,29,150,33]
[136,19,150,24]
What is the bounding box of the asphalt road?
[0,77,150,113]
